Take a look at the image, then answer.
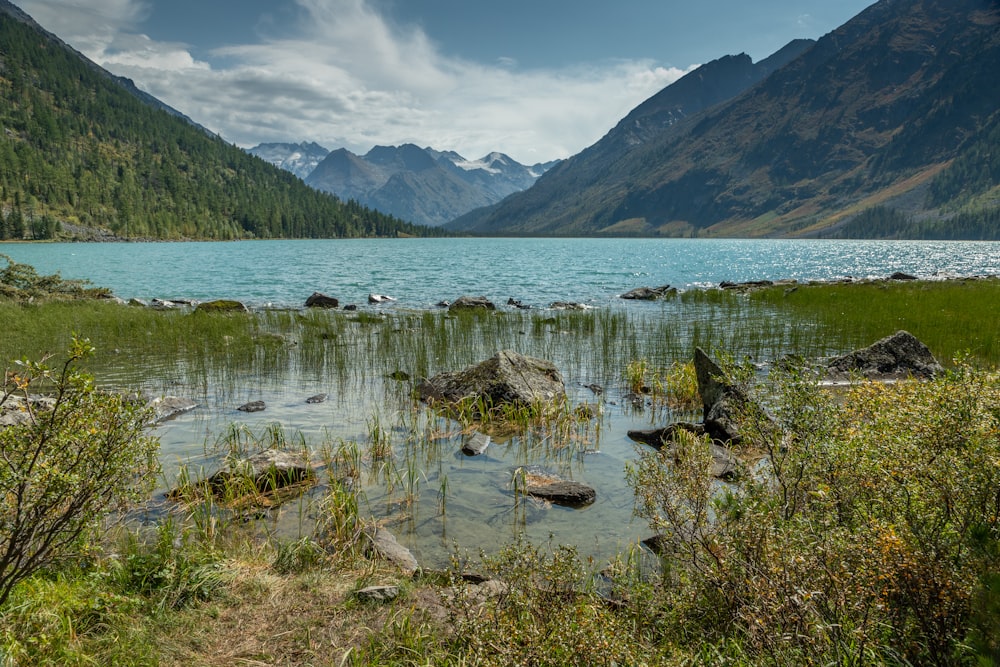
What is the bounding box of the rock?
[368,293,396,304]
[694,348,775,445]
[461,431,491,456]
[150,298,180,309]
[149,396,198,422]
[549,301,588,310]
[627,423,706,447]
[628,424,737,480]
[305,292,339,308]
[826,330,943,380]
[127,298,148,307]
[368,528,419,575]
[448,295,495,311]
[507,298,530,309]
[889,272,917,281]
[582,383,604,395]
[195,299,249,313]
[516,466,595,507]
[305,393,327,404]
[387,370,411,382]
[237,400,266,413]
[719,280,774,292]
[344,304,357,311]
[416,350,566,415]
[436,300,451,308]
[620,285,674,300]
[205,448,313,495]
[355,585,401,603]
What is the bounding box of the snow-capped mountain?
[303,144,559,227]
[246,142,330,180]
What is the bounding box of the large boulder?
[826,330,943,381]
[204,448,313,496]
[694,347,774,444]
[416,350,566,414]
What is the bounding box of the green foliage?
[446,541,668,666]
[0,254,110,300]
[0,15,443,240]
[0,338,160,608]
[629,362,1000,665]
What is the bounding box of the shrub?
[629,361,1000,665]
[0,338,160,607]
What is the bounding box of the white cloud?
[17,0,693,163]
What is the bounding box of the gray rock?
[549,301,588,310]
[305,393,327,404]
[343,304,358,311]
[195,299,249,313]
[237,400,266,413]
[305,292,339,308]
[889,272,917,281]
[205,448,313,495]
[517,466,596,507]
[628,424,738,480]
[826,330,943,380]
[368,293,396,304]
[448,295,495,311]
[355,585,401,603]
[461,431,491,456]
[507,298,530,309]
[416,350,566,415]
[150,298,180,309]
[127,298,148,307]
[621,285,674,300]
[368,528,419,575]
[694,347,774,445]
[149,396,198,422]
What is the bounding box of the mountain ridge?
[449,0,1000,238]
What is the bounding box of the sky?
[15,0,875,164]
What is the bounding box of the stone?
[355,585,401,603]
[305,292,339,308]
[368,293,396,304]
[205,448,313,495]
[368,528,419,575]
[448,295,495,311]
[195,299,249,313]
[549,301,588,310]
[416,350,566,415]
[516,466,596,507]
[237,400,266,413]
[826,330,943,380]
[507,298,530,309]
[461,431,491,456]
[305,393,327,404]
[628,424,738,480]
[387,370,411,382]
[149,396,198,422]
[620,285,674,300]
[150,298,180,309]
[344,304,357,311]
[889,272,917,281]
[694,347,775,445]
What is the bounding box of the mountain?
[0,1,438,240]
[305,144,557,226]
[449,0,1000,239]
[247,142,330,180]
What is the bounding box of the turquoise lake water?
[2,238,997,309]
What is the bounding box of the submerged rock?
[149,396,198,422]
[515,466,596,507]
[416,350,566,414]
[826,330,943,381]
[461,431,491,456]
[237,400,266,413]
[305,393,327,404]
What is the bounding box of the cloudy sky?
[16,0,873,163]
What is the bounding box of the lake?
[2,238,997,309]
[2,238,998,568]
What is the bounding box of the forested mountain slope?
[0,2,438,240]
